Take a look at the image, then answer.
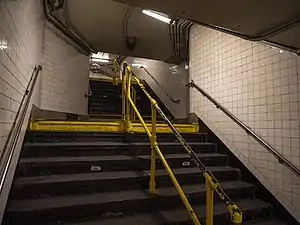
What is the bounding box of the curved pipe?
[186,17,300,54]
[124,7,134,52]
[43,0,95,55]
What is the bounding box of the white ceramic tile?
[190,24,300,221]
[39,23,89,115]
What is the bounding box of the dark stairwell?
[1,78,294,225]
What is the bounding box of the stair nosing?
[14,166,239,185]
[23,142,216,147]
[19,153,226,163]
[8,181,255,212]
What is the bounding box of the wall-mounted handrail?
[187,80,300,177]
[0,65,42,194]
[140,66,180,104]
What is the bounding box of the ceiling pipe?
[124,6,134,52]
[114,1,300,53]
[179,20,191,60]
[43,0,95,55]
[185,17,300,54]
[188,16,300,41]
[185,22,193,61]
[168,23,176,57]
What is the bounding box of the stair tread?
[24,142,215,147]
[8,181,254,212]
[36,199,270,225]
[19,153,226,163]
[158,198,271,222]
[14,166,238,185]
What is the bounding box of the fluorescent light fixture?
[142,9,172,24]
[132,63,147,68]
[91,52,110,63]
[91,58,110,63]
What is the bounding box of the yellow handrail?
[131,72,242,224]
[122,64,201,225]
[114,60,242,224]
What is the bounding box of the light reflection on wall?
[0,40,8,50]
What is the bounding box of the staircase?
[88,78,174,121]
[2,78,288,225]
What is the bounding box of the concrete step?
[11,166,241,199]
[21,142,217,158]
[17,153,227,176]
[6,198,270,225]
[25,132,207,144]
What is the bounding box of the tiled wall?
[40,22,90,115]
[127,57,189,119]
[0,0,45,219]
[189,25,300,221]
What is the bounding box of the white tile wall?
[40,23,90,115]
[190,25,300,221]
[127,57,189,119]
[0,0,45,220]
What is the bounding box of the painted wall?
[40,23,90,115]
[127,57,189,119]
[189,25,300,221]
[0,0,45,220]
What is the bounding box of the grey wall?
[189,25,300,221]
[127,57,189,119]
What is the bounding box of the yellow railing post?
[206,178,214,225]
[118,64,201,225]
[149,102,157,194]
[154,144,201,225]
[125,66,132,132]
[131,87,136,121]
[121,63,126,129]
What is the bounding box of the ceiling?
[52,0,300,60]
[64,0,180,62]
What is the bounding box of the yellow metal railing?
[120,62,200,224]
[115,60,243,225]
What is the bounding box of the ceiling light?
[142,9,172,24]
[91,58,110,63]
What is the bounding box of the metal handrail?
[0,65,42,193]
[122,64,201,225]
[140,66,180,104]
[187,80,300,177]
